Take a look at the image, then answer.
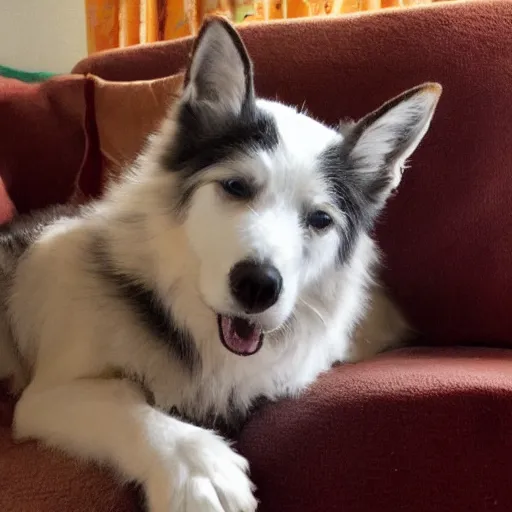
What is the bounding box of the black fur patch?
[163,101,279,214]
[90,237,201,375]
[166,102,279,173]
[319,142,389,263]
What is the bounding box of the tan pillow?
[89,72,184,185]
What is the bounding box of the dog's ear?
[181,16,254,123]
[346,83,442,198]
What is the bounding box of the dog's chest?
[150,329,334,437]
[151,371,267,438]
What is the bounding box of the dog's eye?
[307,210,333,230]
[220,179,252,199]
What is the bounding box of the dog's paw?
[147,428,257,512]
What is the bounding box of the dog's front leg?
[12,378,257,512]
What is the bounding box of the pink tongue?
[220,316,262,356]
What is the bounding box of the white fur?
[352,86,441,191]
[0,21,440,512]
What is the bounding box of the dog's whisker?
[299,298,326,326]
[247,205,259,217]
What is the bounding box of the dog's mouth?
[217,315,263,356]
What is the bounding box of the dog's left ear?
[347,83,442,197]
[181,16,254,123]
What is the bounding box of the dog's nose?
[229,260,283,314]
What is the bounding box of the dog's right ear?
[181,17,254,124]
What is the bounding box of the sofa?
[1,1,512,510]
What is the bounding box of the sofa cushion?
[0,386,139,512]
[3,346,512,511]
[73,1,512,348]
[0,76,88,214]
[238,347,512,512]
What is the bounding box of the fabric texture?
[2,2,512,512]
[239,347,512,512]
[87,72,184,185]
[0,76,88,214]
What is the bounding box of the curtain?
[85,0,441,54]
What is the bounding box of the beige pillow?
[89,72,184,185]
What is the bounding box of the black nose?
[229,260,283,314]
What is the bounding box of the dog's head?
[156,17,441,356]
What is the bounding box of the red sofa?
[2,1,512,510]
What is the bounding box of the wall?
[0,0,87,73]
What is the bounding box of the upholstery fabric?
[238,347,512,512]
[0,76,88,214]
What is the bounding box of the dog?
[0,17,441,512]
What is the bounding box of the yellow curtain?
[85,0,439,54]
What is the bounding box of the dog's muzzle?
[216,260,282,357]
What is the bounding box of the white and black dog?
[0,17,440,512]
